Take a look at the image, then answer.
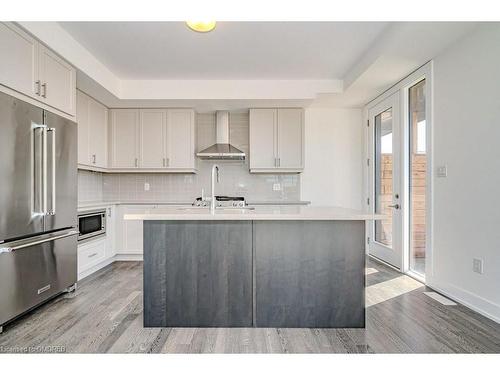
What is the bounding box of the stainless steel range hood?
[196,111,246,160]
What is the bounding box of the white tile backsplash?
[79,111,300,204]
[78,170,103,202]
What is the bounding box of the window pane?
[409,79,426,275]
[374,108,393,247]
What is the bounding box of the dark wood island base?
[143,220,365,328]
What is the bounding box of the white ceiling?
[59,21,388,80]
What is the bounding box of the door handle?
[47,127,56,215]
[42,126,48,215]
[388,204,400,209]
[41,83,47,98]
[0,230,79,253]
[33,124,46,215]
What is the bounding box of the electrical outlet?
[144,182,150,191]
[273,183,281,191]
[437,165,448,177]
[472,258,484,274]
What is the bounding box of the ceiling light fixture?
[186,20,217,33]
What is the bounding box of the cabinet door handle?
[166,158,170,167]
[135,158,138,168]
[41,83,47,98]
[88,252,98,258]
[92,154,96,164]
[163,158,166,167]
[35,80,41,96]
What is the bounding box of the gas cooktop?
[192,196,247,208]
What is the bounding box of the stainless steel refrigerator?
[0,91,78,332]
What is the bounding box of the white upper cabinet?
[249,108,304,173]
[38,45,76,116]
[140,109,166,169]
[276,108,304,169]
[76,91,90,165]
[87,97,108,168]
[0,23,76,117]
[0,23,38,98]
[77,91,108,169]
[110,109,140,169]
[249,109,277,170]
[166,109,195,169]
[109,108,195,172]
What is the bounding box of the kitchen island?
[124,206,381,328]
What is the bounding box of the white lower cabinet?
[77,237,107,280]
[77,204,166,279]
[77,205,115,280]
[105,206,115,259]
[115,205,156,256]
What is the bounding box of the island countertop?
[124,205,384,221]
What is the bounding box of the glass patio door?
[368,93,403,269]
[408,79,427,278]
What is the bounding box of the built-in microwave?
[78,210,106,241]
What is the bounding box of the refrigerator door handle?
[0,230,78,253]
[33,124,48,216]
[42,126,48,215]
[48,127,56,215]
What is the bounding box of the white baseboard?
[78,254,142,280]
[114,253,143,261]
[427,281,500,324]
[78,257,114,281]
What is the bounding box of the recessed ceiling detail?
[59,21,388,80]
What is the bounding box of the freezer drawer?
[0,231,77,327]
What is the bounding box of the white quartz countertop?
[123,206,384,221]
[77,200,311,210]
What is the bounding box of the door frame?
[364,62,433,282]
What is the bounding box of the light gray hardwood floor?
[0,258,499,353]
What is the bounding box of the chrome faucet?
[210,164,220,213]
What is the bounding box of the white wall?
[429,24,500,322]
[301,108,363,208]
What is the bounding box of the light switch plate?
[473,258,484,274]
[273,183,281,191]
[144,182,150,191]
[437,165,448,177]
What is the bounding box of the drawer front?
[78,238,106,273]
